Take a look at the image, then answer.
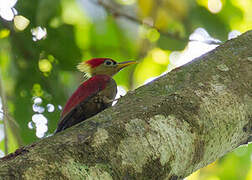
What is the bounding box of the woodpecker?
[55,58,136,133]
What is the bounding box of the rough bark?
[0,31,252,180]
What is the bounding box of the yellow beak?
[117,61,137,71]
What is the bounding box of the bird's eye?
[105,61,111,65]
[104,59,116,66]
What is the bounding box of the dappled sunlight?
[58,105,62,111]
[34,97,42,104]
[32,103,45,114]
[0,0,17,21]
[38,59,53,73]
[32,114,48,138]
[228,30,241,40]
[208,0,222,14]
[47,104,55,113]
[169,28,219,68]
[112,86,127,106]
[169,41,218,67]
[0,29,10,39]
[13,15,30,31]
[31,97,48,138]
[134,49,169,86]
[27,121,34,130]
[189,28,221,44]
[139,26,160,42]
[31,26,47,41]
[135,28,220,87]
[32,84,44,97]
[30,97,57,138]
[197,0,222,14]
[151,48,169,65]
[33,97,45,114]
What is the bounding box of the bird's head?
[77,58,137,78]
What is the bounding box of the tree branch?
[93,0,187,41]
[0,30,251,179]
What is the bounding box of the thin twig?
[92,0,187,41]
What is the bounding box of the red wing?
[55,89,100,133]
[55,75,111,133]
[61,75,111,119]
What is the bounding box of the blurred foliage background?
[0,0,251,179]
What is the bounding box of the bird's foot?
[94,95,123,105]
[102,96,115,104]
[93,96,103,103]
[93,96,114,104]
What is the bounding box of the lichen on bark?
[0,30,251,179]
